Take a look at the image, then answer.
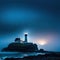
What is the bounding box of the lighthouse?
[24,33,28,43]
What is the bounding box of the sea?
[0,52,45,60]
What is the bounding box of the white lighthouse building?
[15,33,28,43]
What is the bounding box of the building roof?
[15,38,20,41]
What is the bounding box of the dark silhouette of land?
[2,43,38,52]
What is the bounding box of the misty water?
[0,52,45,60]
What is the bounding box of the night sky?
[0,0,60,51]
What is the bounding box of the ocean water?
[0,52,45,60]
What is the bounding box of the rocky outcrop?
[2,43,38,52]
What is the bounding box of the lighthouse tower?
[24,33,28,43]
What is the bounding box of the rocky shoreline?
[5,53,60,60]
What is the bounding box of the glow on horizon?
[37,39,47,46]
